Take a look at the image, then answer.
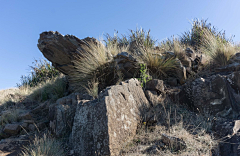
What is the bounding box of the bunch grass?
[21,133,65,156]
[200,28,236,67]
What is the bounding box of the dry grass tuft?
[29,74,67,102]
[0,74,67,109]
[0,109,25,126]
[70,41,128,92]
[158,38,186,54]
[0,88,31,112]
[135,47,178,79]
[200,29,236,67]
[84,77,99,99]
[70,41,112,90]
[21,133,65,156]
[124,123,217,156]
[121,101,219,156]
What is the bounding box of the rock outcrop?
[179,71,240,118]
[48,92,93,137]
[145,79,166,106]
[113,52,139,79]
[70,78,150,156]
[37,31,99,76]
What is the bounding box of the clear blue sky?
[1,0,240,89]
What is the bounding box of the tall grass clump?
[105,28,157,49]
[159,37,183,53]
[158,37,190,61]
[70,41,118,92]
[104,31,128,47]
[0,109,25,126]
[129,28,156,49]
[200,29,236,67]
[17,59,60,88]
[136,47,178,79]
[21,133,65,156]
[180,18,231,50]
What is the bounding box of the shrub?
[129,28,156,49]
[104,31,128,47]
[17,59,60,88]
[137,64,151,89]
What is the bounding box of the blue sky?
[1,0,240,89]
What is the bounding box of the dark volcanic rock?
[37,31,99,75]
[179,71,240,118]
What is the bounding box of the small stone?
[19,112,32,120]
[145,79,165,92]
[161,133,186,151]
[167,77,178,86]
[3,124,20,135]
[233,120,240,134]
[20,123,28,130]
[28,124,35,131]
[37,122,46,130]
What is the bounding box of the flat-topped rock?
[3,124,20,135]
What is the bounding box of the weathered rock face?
[37,31,99,75]
[220,132,240,156]
[113,52,139,79]
[70,78,150,156]
[212,118,240,138]
[3,124,20,135]
[48,92,91,137]
[179,71,240,117]
[145,79,166,106]
[214,118,240,156]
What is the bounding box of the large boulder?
[179,71,240,118]
[70,78,150,156]
[37,31,99,75]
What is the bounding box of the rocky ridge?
[0,31,240,155]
